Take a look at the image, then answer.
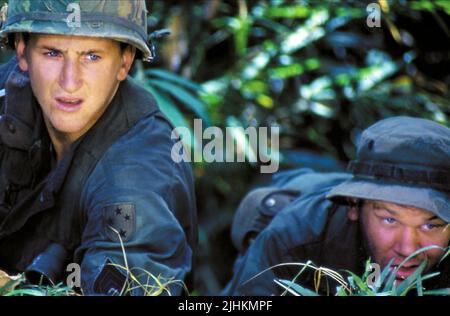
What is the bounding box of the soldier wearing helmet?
[0,0,197,295]
[224,116,450,296]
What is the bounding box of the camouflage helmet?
[0,0,155,61]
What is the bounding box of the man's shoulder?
[119,77,160,118]
[85,107,192,198]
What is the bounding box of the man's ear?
[15,33,29,72]
[117,46,136,81]
[347,198,360,221]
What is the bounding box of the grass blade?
[395,259,427,296]
[424,288,450,296]
[275,279,319,296]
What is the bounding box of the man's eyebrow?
[37,45,106,54]
[374,203,441,221]
[38,45,63,52]
[80,49,107,55]
[372,203,397,215]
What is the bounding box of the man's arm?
[74,115,196,296]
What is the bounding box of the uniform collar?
[0,61,39,151]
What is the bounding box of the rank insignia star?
[103,203,136,242]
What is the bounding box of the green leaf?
[266,6,311,19]
[336,285,348,296]
[344,271,375,296]
[379,258,395,286]
[382,265,399,292]
[144,85,189,128]
[148,79,212,126]
[416,273,423,296]
[280,10,328,54]
[305,58,321,71]
[410,1,435,11]
[145,69,203,91]
[357,62,398,92]
[234,17,252,57]
[269,64,305,79]
[436,0,450,14]
[143,85,196,153]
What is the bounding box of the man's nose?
[58,59,83,93]
[396,228,420,258]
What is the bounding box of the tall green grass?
[275,246,450,296]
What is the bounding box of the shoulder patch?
[103,203,136,242]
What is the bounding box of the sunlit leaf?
[266,6,310,19]
[281,9,328,54]
[269,64,305,79]
[300,76,333,99]
[242,51,271,80]
[256,94,274,108]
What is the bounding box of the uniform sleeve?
[224,187,336,296]
[74,115,196,296]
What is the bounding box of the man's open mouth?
[392,265,420,280]
[55,97,83,112]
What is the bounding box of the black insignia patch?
[103,203,136,242]
[93,258,127,295]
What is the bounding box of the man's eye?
[423,223,444,231]
[86,53,101,61]
[45,50,60,58]
[383,217,396,224]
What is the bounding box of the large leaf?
[143,85,197,154]
[148,79,212,126]
[145,69,203,91]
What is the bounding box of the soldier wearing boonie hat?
[0,0,197,295]
[224,116,450,296]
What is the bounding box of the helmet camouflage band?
[0,0,155,62]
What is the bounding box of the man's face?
[348,200,450,282]
[15,34,135,141]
